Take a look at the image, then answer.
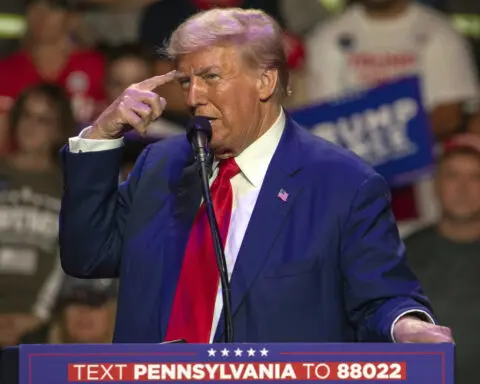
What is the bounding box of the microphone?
[187,117,234,343]
[187,116,212,172]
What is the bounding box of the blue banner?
[290,76,434,187]
[18,342,453,383]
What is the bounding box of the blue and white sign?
[290,76,434,186]
[15,342,453,383]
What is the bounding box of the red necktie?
[165,158,240,343]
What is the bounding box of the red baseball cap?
[442,134,480,157]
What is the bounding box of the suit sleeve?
[59,144,151,278]
[340,173,435,342]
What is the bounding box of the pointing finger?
[136,70,177,91]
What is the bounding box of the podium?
[1,342,453,383]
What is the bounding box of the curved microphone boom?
[187,116,234,343]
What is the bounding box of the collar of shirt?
[212,108,286,188]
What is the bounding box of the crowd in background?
[0,0,479,382]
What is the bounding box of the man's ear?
[257,68,278,101]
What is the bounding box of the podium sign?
[18,343,453,383]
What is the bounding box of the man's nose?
[185,79,207,108]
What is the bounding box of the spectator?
[0,0,106,139]
[305,0,480,230]
[104,44,156,104]
[72,0,157,47]
[0,83,75,347]
[103,43,184,139]
[21,277,117,344]
[306,0,479,138]
[405,133,480,384]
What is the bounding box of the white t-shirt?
[306,3,479,109]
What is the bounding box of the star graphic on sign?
[260,348,269,356]
[207,348,216,357]
[247,348,256,357]
[234,348,243,357]
[221,348,230,357]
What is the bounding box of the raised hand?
[87,70,177,140]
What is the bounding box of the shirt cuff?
[390,309,436,342]
[68,126,124,153]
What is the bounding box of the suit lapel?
[214,118,307,342]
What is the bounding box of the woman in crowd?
[0,83,75,346]
[21,278,117,344]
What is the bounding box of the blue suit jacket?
[59,117,433,343]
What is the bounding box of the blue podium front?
[3,343,453,383]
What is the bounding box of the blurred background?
[0,0,478,382]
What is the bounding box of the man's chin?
[210,138,234,159]
[445,211,480,222]
[212,148,235,160]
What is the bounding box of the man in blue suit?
[59,7,452,344]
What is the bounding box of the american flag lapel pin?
[277,188,289,202]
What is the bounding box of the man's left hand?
[393,316,453,343]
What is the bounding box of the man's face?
[437,153,480,222]
[26,1,69,44]
[64,303,112,343]
[16,93,60,155]
[176,45,265,158]
[106,57,153,104]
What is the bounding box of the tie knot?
[217,157,240,180]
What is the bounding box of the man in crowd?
[21,277,117,344]
[306,0,480,232]
[0,0,105,144]
[307,0,479,137]
[59,8,451,344]
[0,83,76,346]
[405,133,480,383]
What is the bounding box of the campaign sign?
[290,76,434,187]
[19,342,453,383]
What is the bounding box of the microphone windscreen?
[187,116,212,143]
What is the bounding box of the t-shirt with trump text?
[306,2,479,109]
[0,160,63,320]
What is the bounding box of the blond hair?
[166,8,289,100]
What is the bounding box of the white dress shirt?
[68,108,433,342]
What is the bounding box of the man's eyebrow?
[175,66,221,80]
[196,66,221,75]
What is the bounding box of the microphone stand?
[194,142,234,344]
